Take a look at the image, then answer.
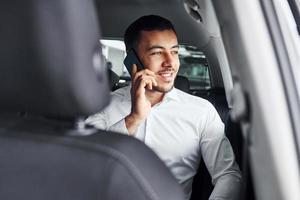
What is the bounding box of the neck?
[145,89,165,106]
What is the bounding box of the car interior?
[1,0,300,200]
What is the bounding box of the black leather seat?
[193,88,229,122]
[175,75,190,93]
[107,61,120,90]
[0,1,185,200]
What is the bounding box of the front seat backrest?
[0,1,185,200]
[0,0,109,118]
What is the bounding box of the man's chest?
[137,109,205,169]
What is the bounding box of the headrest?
[0,0,110,119]
[175,75,190,93]
[108,69,120,90]
[106,62,120,90]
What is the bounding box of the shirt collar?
[162,87,180,102]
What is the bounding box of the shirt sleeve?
[108,119,129,135]
[200,104,242,200]
[85,111,129,135]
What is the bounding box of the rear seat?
[106,61,120,90]
[192,88,229,122]
[174,75,190,93]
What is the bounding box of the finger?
[132,70,146,85]
[140,79,153,90]
[143,70,157,86]
[144,76,157,90]
[143,69,155,76]
[133,68,155,79]
[133,70,156,85]
[146,80,153,90]
[132,65,144,87]
[137,75,157,88]
[144,75,157,87]
[133,76,147,90]
[150,76,158,86]
[146,76,157,87]
[131,64,137,79]
[133,78,147,97]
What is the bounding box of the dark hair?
[124,15,177,51]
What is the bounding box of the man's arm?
[200,104,242,200]
[86,64,157,136]
[125,64,157,135]
[85,110,129,135]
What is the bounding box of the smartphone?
[123,49,144,76]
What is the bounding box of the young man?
[86,15,241,200]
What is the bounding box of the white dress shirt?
[86,86,242,200]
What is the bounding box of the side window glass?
[178,45,211,90]
[101,40,129,77]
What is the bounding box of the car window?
[100,39,211,90]
[178,45,211,90]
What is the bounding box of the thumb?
[131,64,137,77]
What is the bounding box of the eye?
[151,51,162,56]
[171,50,179,55]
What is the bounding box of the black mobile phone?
[123,49,144,76]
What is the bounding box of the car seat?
[0,1,185,200]
[175,75,190,93]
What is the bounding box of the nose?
[162,52,175,67]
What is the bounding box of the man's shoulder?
[174,88,212,107]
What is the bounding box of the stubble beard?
[152,82,174,93]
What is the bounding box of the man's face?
[136,29,180,93]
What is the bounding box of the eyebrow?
[147,44,179,51]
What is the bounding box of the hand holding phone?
[123,49,159,134]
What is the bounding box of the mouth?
[157,70,174,82]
